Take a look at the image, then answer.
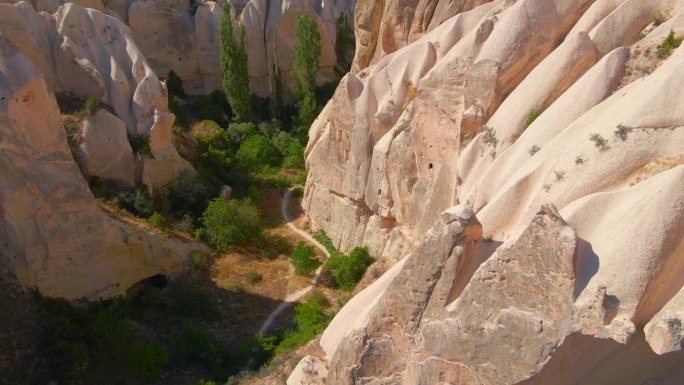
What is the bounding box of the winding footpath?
[258,188,331,334]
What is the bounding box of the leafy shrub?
[55,341,90,385]
[87,307,129,354]
[244,270,263,284]
[169,172,213,217]
[190,251,212,270]
[111,187,154,218]
[129,341,169,382]
[200,198,263,251]
[283,141,305,169]
[323,247,373,291]
[235,135,282,173]
[275,292,330,354]
[290,242,320,276]
[657,30,681,58]
[524,106,546,128]
[78,98,100,116]
[148,212,168,229]
[176,324,223,369]
[129,134,152,156]
[167,70,186,98]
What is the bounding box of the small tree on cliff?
[291,14,321,143]
[220,3,250,122]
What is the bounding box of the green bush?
[169,172,213,217]
[283,140,305,169]
[55,341,90,385]
[148,212,168,229]
[129,134,152,156]
[200,198,263,251]
[78,98,100,116]
[190,251,212,270]
[524,106,546,128]
[657,30,682,58]
[129,341,169,382]
[275,293,330,354]
[244,270,263,284]
[176,324,223,369]
[111,187,154,218]
[87,307,129,354]
[323,247,373,291]
[290,242,320,276]
[167,70,186,98]
[235,135,282,173]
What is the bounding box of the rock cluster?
[0,1,195,192]
[0,36,207,299]
[298,0,684,383]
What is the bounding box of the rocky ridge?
[296,0,684,384]
[0,36,207,299]
[3,0,356,96]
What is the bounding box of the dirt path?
[258,188,330,334]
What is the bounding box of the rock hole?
[428,163,434,170]
[378,189,382,195]
[126,274,169,296]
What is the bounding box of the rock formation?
[297,0,684,383]
[0,1,195,192]
[72,109,135,187]
[0,36,207,299]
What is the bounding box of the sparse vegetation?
[524,106,546,128]
[244,270,263,284]
[148,212,168,229]
[129,134,152,156]
[129,340,169,382]
[190,251,212,270]
[614,124,635,141]
[480,126,498,148]
[275,292,331,354]
[542,183,552,192]
[529,145,541,156]
[575,155,586,165]
[290,242,321,276]
[657,30,682,59]
[590,133,610,152]
[553,170,566,182]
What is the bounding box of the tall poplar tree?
[220,3,250,122]
[291,14,321,142]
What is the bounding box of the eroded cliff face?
[0,1,195,191]
[0,36,207,299]
[298,0,684,383]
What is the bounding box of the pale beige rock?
[0,36,208,299]
[301,0,684,382]
[286,355,328,385]
[220,185,233,200]
[74,109,135,187]
[0,2,197,191]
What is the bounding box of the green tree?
[220,3,250,121]
[235,135,282,173]
[129,341,169,382]
[290,242,320,276]
[200,198,262,250]
[292,14,321,142]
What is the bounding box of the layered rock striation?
[298,0,684,383]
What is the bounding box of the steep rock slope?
[0,1,194,191]
[298,0,684,383]
[0,36,207,299]
[39,0,356,95]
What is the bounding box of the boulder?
[73,109,135,187]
